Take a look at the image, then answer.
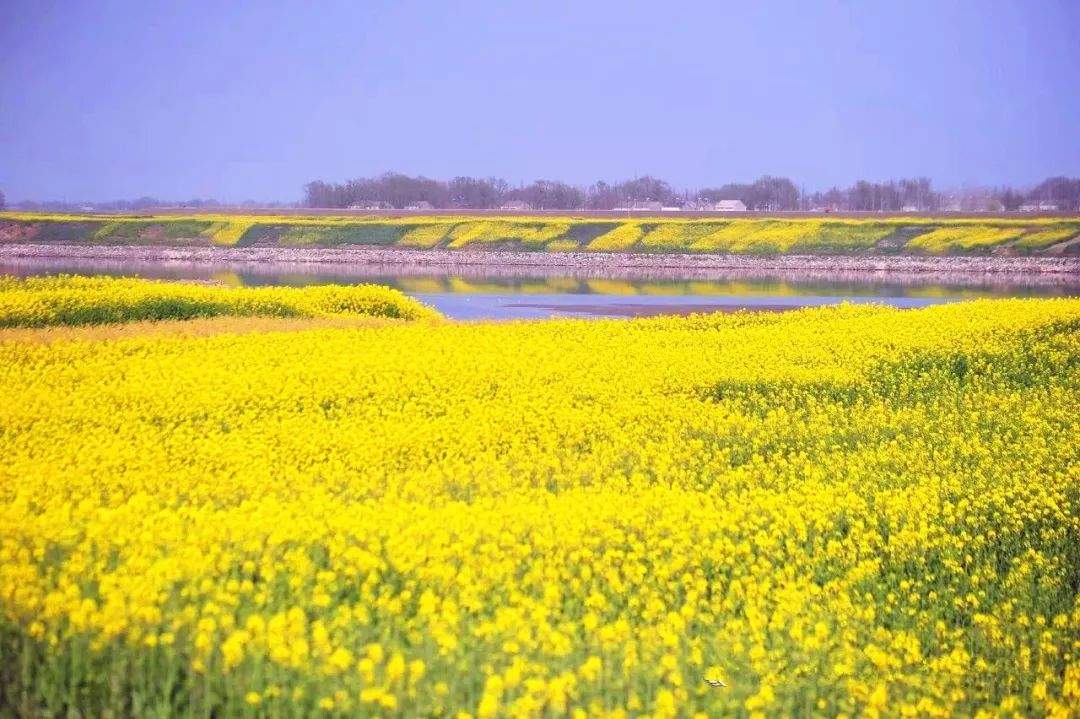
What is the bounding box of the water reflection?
[1,256,1077,320]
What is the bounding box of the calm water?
[2,256,1078,320]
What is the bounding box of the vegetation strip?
[3,212,1080,255]
[0,276,440,327]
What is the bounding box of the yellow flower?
[408,658,426,683]
[579,655,603,682]
[326,647,352,674]
[386,652,406,684]
[655,689,677,719]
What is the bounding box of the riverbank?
[2,242,1077,277]
[3,212,1080,255]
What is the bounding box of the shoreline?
[2,243,1078,276]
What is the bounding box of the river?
[2,253,1077,320]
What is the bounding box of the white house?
[715,200,747,212]
[501,200,532,211]
[405,201,434,210]
[613,201,663,211]
[1019,202,1058,212]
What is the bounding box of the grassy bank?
[2,298,1079,716]
[3,212,1079,255]
[0,276,440,327]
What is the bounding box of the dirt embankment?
[4,214,1080,255]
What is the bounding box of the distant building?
[660,206,682,212]
[613,201,663,211]
[901,204,920,212]
[405,201,434,210]
[715,200,747,212]
[695,200,747,211]
[1019,202,1059,212]
[501,200,532,211]
[348,201,392,210]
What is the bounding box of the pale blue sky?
[1,0,1077,202]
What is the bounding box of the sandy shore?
[2,243,1078,276]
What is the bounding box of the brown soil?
[1044,236,1080,256]
[0,221,41,243]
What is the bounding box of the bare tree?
[585,181,621,209]
[448,177,508,209]
[1029,177,1080,211]
[996,187,1024,211]
[510,180,584,210]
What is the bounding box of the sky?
[1,0,1078,203]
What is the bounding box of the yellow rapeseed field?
[0,276,439,327]
[1,283,1079,717]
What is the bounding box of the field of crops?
[3,212,1079,255]
[1,280,1079,717]
[0,276,438,328]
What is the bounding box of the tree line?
[3,176,1077,213]
[6,196,291,212]
[303,173,1080,212]
[303,174,809,211]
